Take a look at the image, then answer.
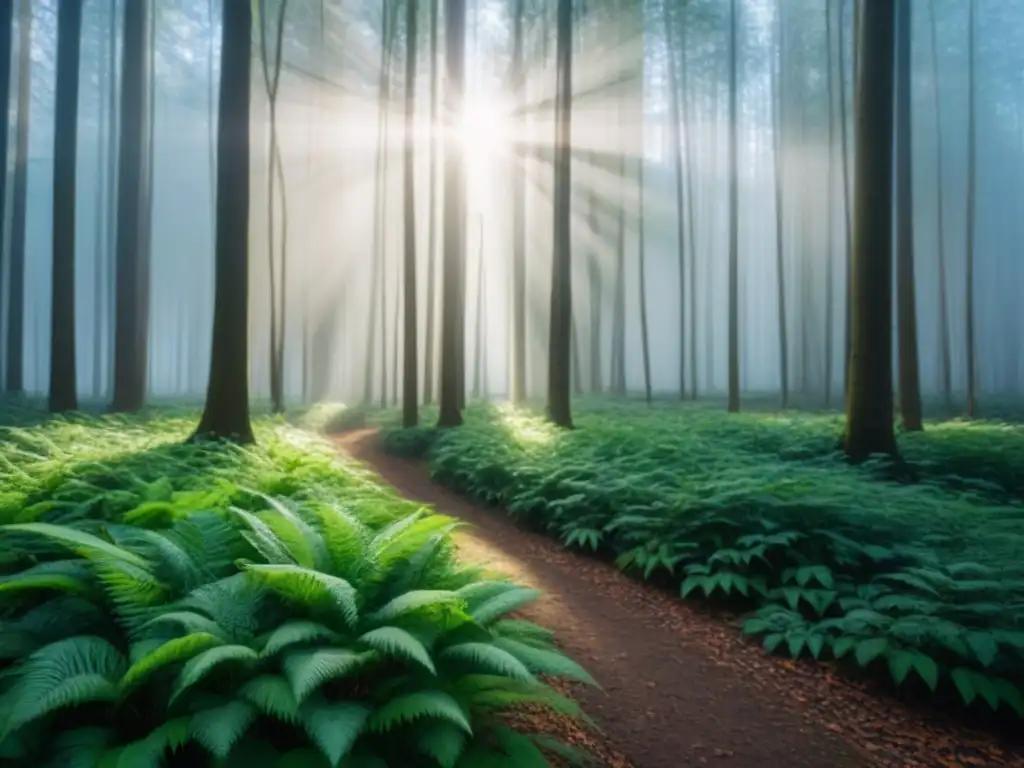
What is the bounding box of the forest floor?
[335,426,1024,768]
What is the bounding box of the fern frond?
[415,721,468,768]
[141,611,231,642]
[470,588,543,626]
[358,627,436,674]
[230,507,295,564]
[1,523,149,568]
[44,726,113,768]
[311,504,371,583]
[365,590,460,625]
[171,645,259,702]
[179,573,263,642]
[260,620,341,658]
[120,632,223,691]
[0,559,95,597]
[283,647,376,702]
[439,642,535,682]
[243,489,330,571]
[366,690,472,735]
[239,674,301,723]
[190,700,257,758]
[492,637,598,686]
[242,564,358,629]
[489,619,556,647]
[299,697,371,766]
[113,717,192,768]
[105,524,204,595]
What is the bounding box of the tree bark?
[964,0,977,418]
[638,157,651,404]
[895,0,922,430]
[401,0,419,427]
[191,0,255,444]
[726,0,740,413]
[423,0,440,404]
[509,0,527,404]
[844,0,897,461]
[663,0,686,399]
[771,1,788,409]
[49,0,84,414]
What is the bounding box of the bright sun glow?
[460,98,510,171]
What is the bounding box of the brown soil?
[334,429,1024,768]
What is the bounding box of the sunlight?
[459,96,510,173]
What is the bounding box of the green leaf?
[831,636,856,659]
[787,633,806,659]
[283,648,376,703]
[366,590,461,624]
[242,564,358,629]
[680,575,705,598]
[854,637,889,667]
[806,634,825,660]
[762,633,784,654]
[300,699,371,766]
[120,633,223,691]
[190,700,257,758]
[366,691,472,735]
[358,627,436,674]
[965,631,999,668]
[2,523,149,568]
[950,667,976,706]
[796,565,833,589]
[171,645,259,702]
[469,587,543,626]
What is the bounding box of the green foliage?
[0,403,594,766]
[387,400,1024,719]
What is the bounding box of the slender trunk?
[437,0,466,427]
[681,12,697,400]
[663,0,686,398]
[638,157,652,403]
[49,0,85,413]
[5,0,31,394]
[472,218,484,399]
[824,1,836,407]
[726,0,740,413]
[192,0,254,443]
[401,0,419,426]
[964,0,977,418]
[0,0,14,339]
[92,1,109,399]
[423,0,440,404]
[509,0,527,403]
[546,0,573,427]
[771,1,788,408]
[844,0,897,460]
[840,0,853,400]
[895,0,922,430]
[928,0,951,409]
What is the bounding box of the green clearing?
[381,399,1024,719]
[0,403,595,767]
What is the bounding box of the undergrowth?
[0,402,595,766]
[385,401,1024,722]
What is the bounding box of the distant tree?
[546,0,573,428]
[437,0,467,428]
[662,0,686,399]
[928,0,952,409]
[112,0,154,414]
[964,0,977,418]
[49,0,85,414]
[638,157,651,404]
[423,0,441,404]
[726,0,740,414]
[895,0,922,430]
[839,0,853,400]
[771,0,788,409]
[5,0,31,395]
[191,0,255,443]
[402,0,419,429]
[824,1,836,408]
[0,0,14,355]
[844,0,897,460]
[509,0,527,403]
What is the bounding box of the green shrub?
[390,401,1024,718]
[380,427,441,459]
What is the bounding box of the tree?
[638,157,651,404]
[401,0,419,428]
[0,0,14,346]
[895,0,922,430]
[964,0,977,418]
[5,0,31,394]
[423,0,441,404]
[824,1,836,407]
[49,0,85,414]
[771,0,788,409]
[112,0,154,413]
[662,0,686,399]
[191,0,255,443]
[546,0,573,428]
[726,0,740,413]
[844,0,897,460]
[509,0,527,403]
[437,0,466,429]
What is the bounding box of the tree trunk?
[472,218,484,400]
[824,1,836,408]
[663,0,686,399]
[638,156,652,404]
[402,0,419,427]
[6,0,31,394]
[840,0,853,401]
[844,0,897,461]
[49,0,84,414]
[112,0,152,413]
[423,0,440,404]
[726,0,740,413]
[680,10,697,400]
[546,0,573,428]
[91,0,111,399]
[928,0,951,409]
[964,0,977,418]
[191,0,255,444]
[437,0,466,428]
[509,0,527,403]
[0,0,14,340]
[771,1,788,409]
[895,0,922,430]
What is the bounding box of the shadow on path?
[335,428,867,768]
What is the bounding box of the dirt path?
[335,429,871,768]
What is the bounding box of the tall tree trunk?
[663,0,686,399]
[771,1,788,408]
[895,0,922,430]
[546,0,573,427]
[726,0,740,413]
[964,0,977,418]
[112,0,151,413]
[472,218,484,399]
[638,157,652,403]
[49,0,84,413]
[140,2,157,398]
[402,0,419,427]
[364,4,394,405]
[824,1,836,407]
[191,0,255,443]
[509,0,527,403]
[844,0,897,460]
[928,0,951,409]
[258,0,288,413]
[437,0,466,428]
[0,0,14,339]
[423,0,440,404]
[91,1,109,399]
[6,0,31,394]
[840,0,853,400]
[681,10,697,400]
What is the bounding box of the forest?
[0,0,1022,766]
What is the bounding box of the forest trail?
[333,428,868,768]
